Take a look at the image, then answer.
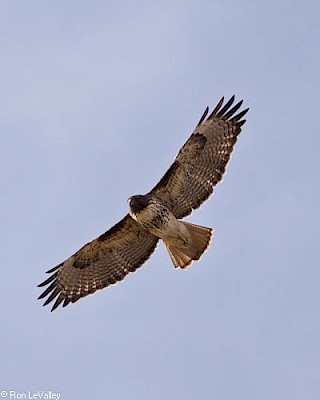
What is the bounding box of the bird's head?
[128,194,150,214]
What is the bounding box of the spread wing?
[38,215,158,311]
[149,96,248,219]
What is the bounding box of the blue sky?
[1,1,319,399]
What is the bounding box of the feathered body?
[38,95,248,311]
[128,194,212,268]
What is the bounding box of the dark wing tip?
[63,298,71,308]
[206,96,248,124]
[37,281,56,300]
[38,283,66,312]
[38,280,70,312]
[37,272,57,287]
[196,106,209,127]
[46,263,62,274]
[202,95,249,127]
[216,96,236,118]
[232,107,249,123]
[50,294,65,312]
[38,265,63,310]
[42,288,60,307]
[208,96,224,119]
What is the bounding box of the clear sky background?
[1,1,319,399]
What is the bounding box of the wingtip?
[196,105,209,127]
[208,97,225,119]
[50,301,58,312]
[43,298,52,307]
[46,264,61,274]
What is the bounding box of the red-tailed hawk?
[38,96,248,311]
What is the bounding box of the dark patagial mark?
[150,161,180,192]
[189,132,207,149]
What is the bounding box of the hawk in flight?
[38,96,248,311]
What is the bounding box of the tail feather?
[164,222,213,269]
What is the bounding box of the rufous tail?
[164,222,213,269]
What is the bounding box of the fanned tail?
[164,222,213,269]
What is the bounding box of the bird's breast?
[136,202,168,228]
[131,199,188,243]
[131,199,174,235]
